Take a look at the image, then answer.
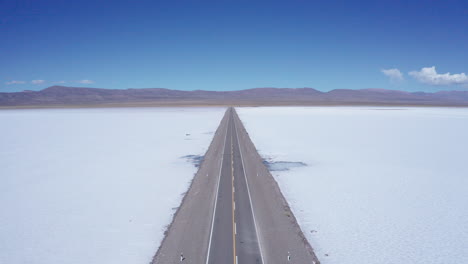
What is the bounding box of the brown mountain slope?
[1,86,467,107]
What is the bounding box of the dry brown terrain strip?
[2,86,468,108]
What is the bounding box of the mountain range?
[1,86,468,107]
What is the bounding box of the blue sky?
[1,0,467,92]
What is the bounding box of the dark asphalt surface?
[207,108,263,264]
[206,108,235,263]
[152,108,230,264]
[232,116,263,264]
[153,107,320,264]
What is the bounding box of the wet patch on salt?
[181,155,204,167]
[263,160,307,171]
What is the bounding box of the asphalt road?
[207,108,263,264]
[153,107,320,264]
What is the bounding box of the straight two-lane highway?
[207,107,263,263]
[153,108,319,264]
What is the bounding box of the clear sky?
[1,0,467,92]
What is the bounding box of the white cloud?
[381,68,404,82]
[31,80,45,85]
[5,80,26,85]
[54,81,66,84]
[409,66,468,86]
[77,80,94,84]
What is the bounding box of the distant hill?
[1,86,468,107]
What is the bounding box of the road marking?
[205,113,230,264]
[233,111,266,264]
[231,125,237,264]
[235,222,237,234]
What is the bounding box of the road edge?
[151,108,229,263]
[232,108,321,263]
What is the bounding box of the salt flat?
[0,107,224,264]
[238,107,468,264]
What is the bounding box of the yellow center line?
[231,128,237,264]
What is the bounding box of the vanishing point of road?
[153,108,319,264]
